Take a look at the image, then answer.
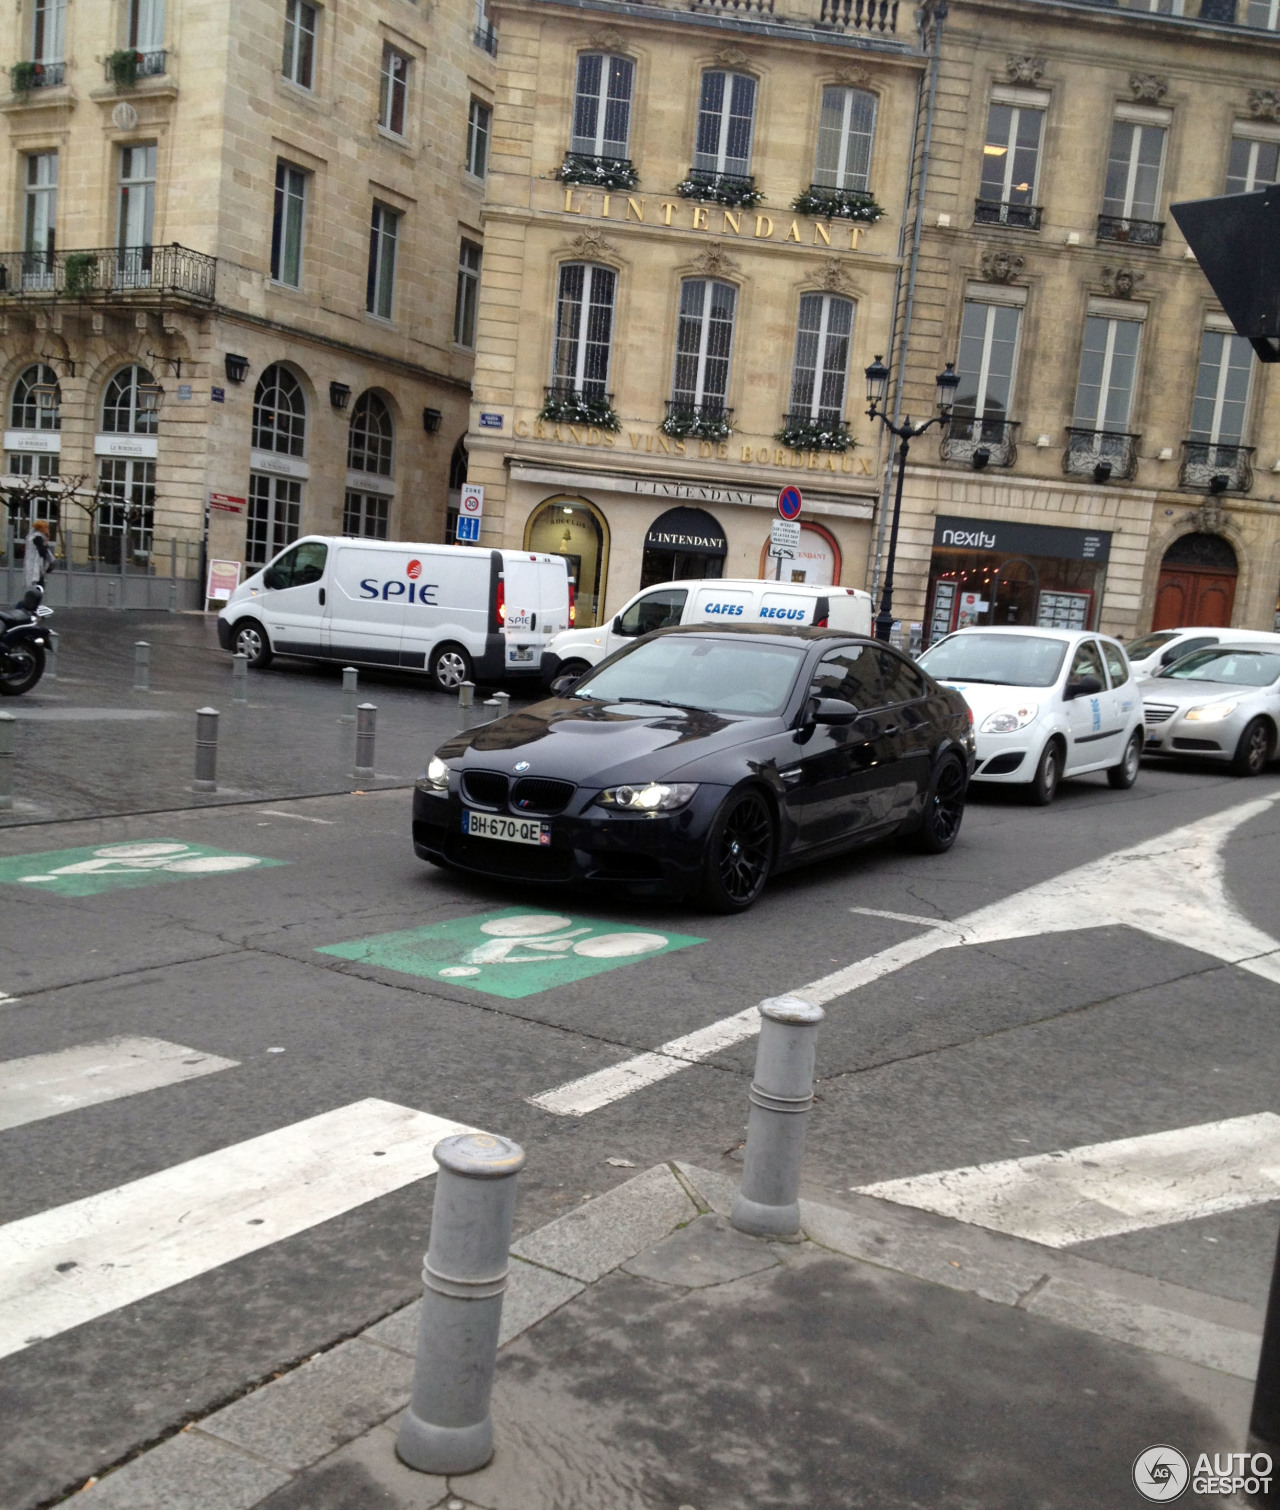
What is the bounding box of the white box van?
[540,578,873,684]
[217,536,570,691]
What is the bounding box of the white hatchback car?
[917,626,1145,803]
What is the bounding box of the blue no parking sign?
[777,485,803,520]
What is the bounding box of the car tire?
[232,619,272,669]
[1231,717,1273,777]
[700,786,776,913]
[0,642,44,696]
[557,658,591,683]
[909,753,968,853]
[429,643,473,694]
[1106,729,1143,790]
[1027,738,1063,806]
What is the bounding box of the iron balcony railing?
[10,60,65,90]
[1097,213,1164,247]
[776,411,855,452]
[820,0,900,32]
[540,385,621,430]
[941,417,1021,468]
[974,199,1043,231]
[661,400,734,441]
[0,244,216,301]
[473,22,497,56]
[1064,427,1140,481]
[557,152,639,190]
[103,49,167,83]
[1180,440,1255,493]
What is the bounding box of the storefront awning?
[644,506,728,555]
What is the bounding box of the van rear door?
[326,544,411,665]
[500,554,566,671]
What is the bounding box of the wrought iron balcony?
[974,199,1043,231]
[776,411,854,453]
[1180,440,1254,493]
[820,0,900,32]
[661,401,733,441]
[539,385,621,432]
[676,169,761,209]
[941,417,1020,468]
[103,49,167,85]
[0,244,216,302]
[793,184,885,222]
[1063,427,1139,481]
[473,22,497,56]
[557,152,638,191]
[9,60,65,91]
[1097,213,1164,247]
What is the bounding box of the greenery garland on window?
[557,155,639,192]
[790,188,885,223]
[774,417,856,453]
[538,390,622,432]
[674,177,764,211]
[660,409,732,441]
[107,50,141,87]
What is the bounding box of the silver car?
[1139,644,1280,776]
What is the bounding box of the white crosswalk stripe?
[0,1098,477,1360]
[0,1037,238,1133]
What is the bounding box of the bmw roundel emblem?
[513,761,531,772]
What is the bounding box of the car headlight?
[416,756,451,792]
[980,704,1039,734]
[595,781,699,812]
[1184,701,1239,723]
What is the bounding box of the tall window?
[247,476,302,567]
[98,366,157,563]
[788,294,854,422]
[1247,0,1280,27]
[467,99,491,178]
[1072,316,1142,433]
[32,0,65,62]
[343,493,390,539]
[672,279,737,410]
[1226,135,1280,195]
[813,87,876,193]
[455,239,482,347]
[252,365,307,455]
[1190,331,1253,445]
[282,0,316,88]
[379,45,409,135]
[367,204,399,320]
[118,144,156,260]
[552,263,616,398]
[347,391,393,475]
[23,152,57,288]
[693,72,756,180]
[271,162,307,287]
[979,103,1043,208]
[101,365,159,435]
[7,365,61,479]
[1102,120,1166,221]
[571,54,634,159]
[129,0,165,51]
[955,301,1021,424]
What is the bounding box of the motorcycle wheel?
[0,643,45,696]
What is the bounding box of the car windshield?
[1159,648,1280,686]
[918,633,1069,689]
[1125,631,1179,660]
[576,636,807,716]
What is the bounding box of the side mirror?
[1064,674,1103,700]
[550,673,581,697]
[262,567,286,591]
[812,697,860,726]
[611,615,623,634]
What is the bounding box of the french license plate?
[462,810,550,846]
[508,646,534,662]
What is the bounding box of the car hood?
[1137,677,1261,709]
[931,679,1056,721]
[436,697,779,785]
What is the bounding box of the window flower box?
[538,387,622,432]
[557,153,639,192]
[791,185,885,223]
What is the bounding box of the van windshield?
[577,636,806,716]
[1125,631,1179,660]
[918,633,1069,688]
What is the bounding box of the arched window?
[101,364,159,435]
[347,391,393,475]
[525,497,610,628]
[252,364,306,456]
[6,363,61,481]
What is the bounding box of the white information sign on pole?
[769,519,802,559]
[459,484,484,517]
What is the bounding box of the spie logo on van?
[406,559,422,580]
[359,570,438,604]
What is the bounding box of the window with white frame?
[247,475,301,567]
[23,152,57,288]
[101,364,159,435]
[1102,120,1166,221]
[7,364,61,480]
[787,294,854,422]
[671,279,737,410]
[571,54,634,159]
[813,88,876,193]
[117,144,156,264]
[343,491,390,538]
[454,239,482,347]
[252,365,307,455]
[1190,330,1253,445]
[379,44,409,135]
[693,71,756,180]
[271,161,307,287]
[32,0,65,63]
[467,99,491,178]
[129,0,165,52]
[1247,0,1280,28]
[979,102,1043,208]
[347,391,393,476]
[282,0,316,88]
[366,203,399,320]
[955,301,1022,424]
[1072,316,1142,433]
[552,263,616,398]
[97,458,156,557]
[1226,134,1280,195]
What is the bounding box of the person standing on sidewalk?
[23,528,53,596]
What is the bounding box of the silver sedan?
[1139,645,1280,776]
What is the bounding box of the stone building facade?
[1,0,495,602]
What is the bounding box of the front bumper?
[1142,706,1237,761]
[969,728,1039,783]
[216,617,233,651]
[412,782,726,895]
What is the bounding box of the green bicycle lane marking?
[0,841,286,898]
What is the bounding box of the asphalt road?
[2,615,1280,1507]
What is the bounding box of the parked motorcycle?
[0,586,53,696]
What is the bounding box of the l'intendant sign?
[932,515,1112,563]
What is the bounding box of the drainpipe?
[869,0,947,611]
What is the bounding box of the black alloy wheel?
[1231,717,1273,778]
[910,754,967,853]
[0,642,44,696]
[702,787,776,913]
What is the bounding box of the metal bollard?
[193,707,219,792]
[1247,1223,1280,1503]
[133,640,150,692]
[457,680,475,731]
[106,579,118,611]
[730,996,825,1239]
[45,629,58,682]
[397,1133,525,1476]
[493,690,511,720]
[339,666,358,724]
[481,697,500,724]
[232,653,248,703]
[0,712,14,811]
[354,702,376,778]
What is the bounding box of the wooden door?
[1153,567,1237,630]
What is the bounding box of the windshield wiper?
[606,695,696,710]
[936,675,1009,685]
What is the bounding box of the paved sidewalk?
[76,1163,1262,1510]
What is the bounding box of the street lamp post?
[865,354,960,644]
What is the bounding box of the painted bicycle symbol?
[18,842,266,884]
[437,914,669,978]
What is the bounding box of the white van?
[217,536,570,691]
[539,578,873,684]
[1123,625,1280,679]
